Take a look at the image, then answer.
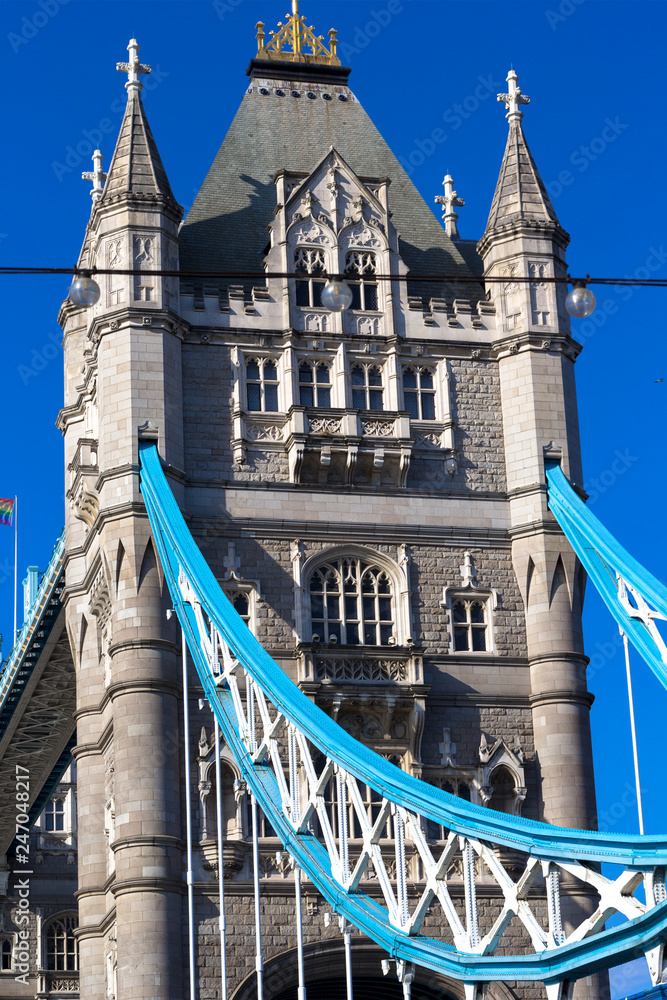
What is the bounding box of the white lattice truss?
[178,569,667,991]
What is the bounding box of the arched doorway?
[229,940,515,1000]
[272,976,453,1000]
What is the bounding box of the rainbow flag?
[0,498,15,526]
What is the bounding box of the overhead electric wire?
[1,265,667,287]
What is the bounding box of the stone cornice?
[189,513,511,547]
[111,876,186,897]
[492,330,582,362]
[529,688,595,708]
[477,217,570,258]
[111,834,185,852]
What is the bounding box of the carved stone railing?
[38,972,79,996]
[316,653,407,682]
[299,646,419,685]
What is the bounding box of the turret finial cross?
[435,174,465,238]
[497,70,530,123]
[116,38,151,94]
[81,149,108,203]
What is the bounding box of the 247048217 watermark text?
[13,765,33,985]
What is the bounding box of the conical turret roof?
[484,120,559,232]
[101,90,179,209]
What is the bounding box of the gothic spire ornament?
[497,69,530,123]
[81,149,107,203]
[435,174,465,238]
[116,37,152,93]
[255,1,340,65]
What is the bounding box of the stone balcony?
[297,643,429,772]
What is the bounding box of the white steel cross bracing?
[176,566,667,989]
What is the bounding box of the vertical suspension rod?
[343,919,353,1000]
[212,628,228,999]
[621,630,645,834]
[182,628,197,1000]
[251,794,264,1000]
[289,726,306,1000]
[248,677,264,1000]
[294,865,306,1000]
[214,719,228,999]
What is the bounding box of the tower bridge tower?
[1,9,600,1000]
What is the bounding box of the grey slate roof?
[102,91,178,207]
[484,121,559,232]
[179,80,479,301]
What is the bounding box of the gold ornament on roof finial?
[255,1,340,66]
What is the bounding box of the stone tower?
[48,12,599,1000]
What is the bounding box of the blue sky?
[1,1,665,994]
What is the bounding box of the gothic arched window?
[230,591,250,625]
[345,251,378,311]
[298,362,332,408]
[452,597,488,652]
[295,247,326,307]
[309,557,394,645]
[45,915,78,972]
[246,358,279,412]
[427,778,474,841]
[351,364,384,411]
[403,366,436,420]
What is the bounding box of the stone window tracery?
[246,358,279,412]
[427,778,474,841]
[403,366,436,420]
[298,361,332,408]
[45,915,78,972]
[222,586,257,634]
[345,251,379,311]
[451,597,488,652]
[229,591,250,626]
[295,247,327,307]
[322,779,396,840]
[309,557,394,646]
[351,363,384,411]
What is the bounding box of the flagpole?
[13,496,17,640]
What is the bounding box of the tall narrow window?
[309,558,394,645]
[351,364,384,411]
[320,779,394,843]
[452,598,488,652]
[224,589,251,628]
[345,251,379,311]
[427,779,474,840]
[1,938,12,971]
[299,362,332,407]
[247,796,276,838]
[403,366,436,420]
[46,916,78,972]
[44,796,65,832]
[246,358,279,412]
[295,247,326,307]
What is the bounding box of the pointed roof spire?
[435,174,464,238]
[483,70,560,234]
[100,38,180,214]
